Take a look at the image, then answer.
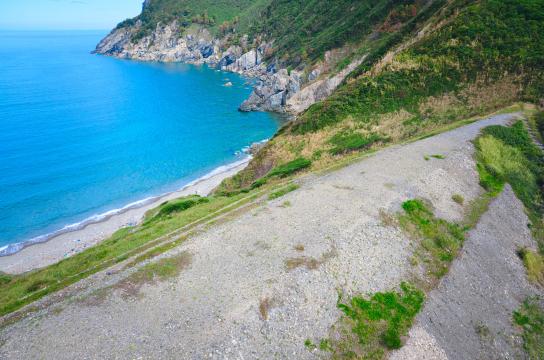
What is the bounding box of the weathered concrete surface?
[391,185,542,360]
[0,114,521,359]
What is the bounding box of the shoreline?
[0,157,251,275]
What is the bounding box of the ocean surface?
[0,30,282,254]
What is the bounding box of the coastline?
[0,157,251,275]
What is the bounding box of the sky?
[0,0,143,30]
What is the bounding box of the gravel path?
[0,114,520,359]
[390,185,542,360]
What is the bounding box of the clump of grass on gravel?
[476,121,544,257]
[315,282,424,358]
[451,194,464,205]
[399,199,465,279]
[267,157,311,178]
[328,131,384,155]
[478,121,544,214]
[518,248,544,287]
[268,183,299,200]
[513,297,544,359]
[144,195,210,223]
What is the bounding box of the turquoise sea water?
[0,31,281,254]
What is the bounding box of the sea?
[0,30,282,255]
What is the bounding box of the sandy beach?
[0,158,250,275]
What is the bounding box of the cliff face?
[94,19,355,113]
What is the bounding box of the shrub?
[268,183,299,200]
[400,199,465,277]
[477,134,541,214]
[513,297,544,359]
[518,248,544,286]
[267,157,312,178]
[536,111,544,141]
[338,282,425,351]
[328,131,383,155]
[452,194,464,205]
[154,196,210,219]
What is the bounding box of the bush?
[338,282,424,351]
[154,196,210,219]
[267,157,311,178]
[477,123,544,214]
[536,111,544,141]
[328,131,383,155]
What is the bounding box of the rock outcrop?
[94,21,359,114]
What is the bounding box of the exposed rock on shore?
[94,21,358,115]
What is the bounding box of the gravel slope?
[0,114,523,359]
[391,185,541,360]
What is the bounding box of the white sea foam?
[0,155,254,257]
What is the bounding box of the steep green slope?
[296,0,543,133]
[116,0,268,41]
[218,0,544,192]
[250,0,428,67]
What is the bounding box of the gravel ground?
[0,114,521,359]
[391,185,542,360]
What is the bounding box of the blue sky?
[0,0,143,30]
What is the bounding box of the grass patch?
[535,111,544,143]
[451,194,464,205]
[329,131,384,155]
[518,248,544,287]
[318,283,424,358]
[268,183,299,200]
[475,121,544,258]
[399,199,465,279]
[429,154,445,160]
[144,195,210,223]
[267,157,311,178]
[513,297,544,359]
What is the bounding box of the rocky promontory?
[93,21,357,114]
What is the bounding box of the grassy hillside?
[116,0,268,41]
[217,0,544,193]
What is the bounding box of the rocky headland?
[93,20,359,114]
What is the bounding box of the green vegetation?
[451,194,464,205]
[518,249,544,287]
[535,111,544,142]
[293,0,544,134]
[268,183,299,200]
[399,199,465,278]
[145,195,210,223]
[513,297,544,359]
[0,189,266,317]
[251,0,425,67]
[476,122,544,250]
[304,339,317,350]
[119,0,268,41]
[317,283,424,358]
[267,157,311,178]
[329,132,384,155]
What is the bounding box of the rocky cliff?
[94,20,353,113]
